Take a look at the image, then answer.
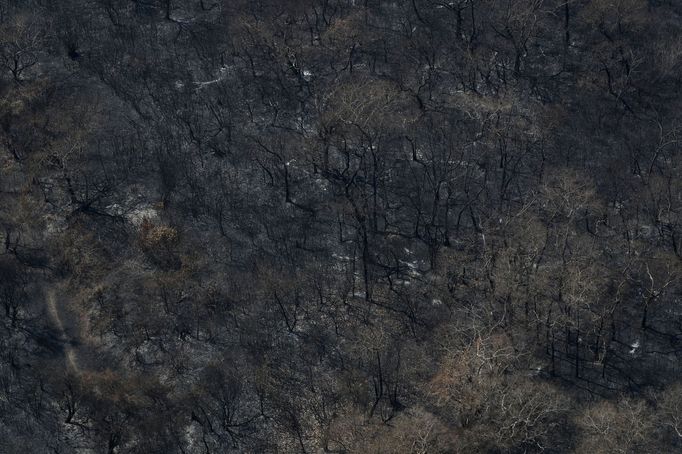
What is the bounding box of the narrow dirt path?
[46,287,80,374]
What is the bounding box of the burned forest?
[1,1,682,452]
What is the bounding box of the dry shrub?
[138,218,180,269]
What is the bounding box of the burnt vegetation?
[1,1,682,452]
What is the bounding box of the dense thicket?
[1,1,681,452]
